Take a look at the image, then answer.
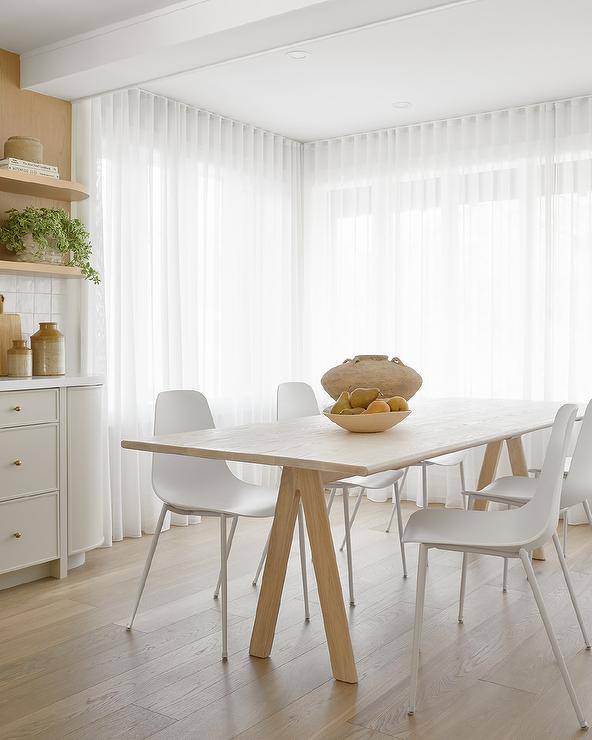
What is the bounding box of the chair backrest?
[277,381,319,421]
[520,403,577,550]
[152,390,234,507]
[561,399,592,509]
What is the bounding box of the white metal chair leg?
[339,488,364,551]
[421,462,428,509]
[342,488,355,606]
[127,504,167,630]
[458,552,468,623]
[583,499,592,526]
[220,514,228,660]
[408,544,428,715]
[458,494,474,622]
[562,510,568,557]
[394,482,408,578]
[459,460,467,509]
[387,468,409,532]
[326,488,336,515]
[520,548,588,730]
[386,500,398,533]
[297,504,310,621]
[252,528,271,586]
[502,557,509,593]
[214,515,238,599]
[552,532,591,649]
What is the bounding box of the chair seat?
[328,468,406,490]
[157,479,278,518]
[465,475,537,505]
[402,506,531,552]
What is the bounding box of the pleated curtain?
[75,90,301,540]
[302,98,592,508]
[76,91,592,540]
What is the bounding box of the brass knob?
[13,532,22,539]
[13,405,21,412]
[14,459,22,466]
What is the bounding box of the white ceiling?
[6,0,592,142]
[0,0,183,53]
[145,0,592,140]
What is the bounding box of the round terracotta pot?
[321,354,422,401]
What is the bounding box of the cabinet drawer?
[0,390,58,428]
[0,425,58,501]
[0,493,59,575]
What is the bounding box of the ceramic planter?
[321,354,422,401]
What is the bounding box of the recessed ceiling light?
[286,49,310,61]
[392,101,412,109]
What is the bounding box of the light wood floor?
[2,498,592,740]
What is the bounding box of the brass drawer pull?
[13,532,22,539]
[14,459,22,466]
[13,406,22,412]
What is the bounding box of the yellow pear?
[386,396,409,412]
[364,399,391,414]
[340,407,365,415]
[331,391,351,414]
[349,387,381,409]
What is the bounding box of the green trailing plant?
[0,207,100,284]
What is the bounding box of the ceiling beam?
[20,0,474,100]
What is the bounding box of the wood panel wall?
[0,48,72,225]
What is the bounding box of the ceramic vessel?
[321,355,422,401]
[7,339,32,378]
[16,233,67,265]
[4,136,43,163]
[31,322,65,376]
[323,408,411,433]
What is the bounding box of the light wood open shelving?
[0,259,83,279]
[0,169,88,202]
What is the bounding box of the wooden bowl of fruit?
[323,388,411,433]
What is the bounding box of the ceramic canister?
[7,339,32,378]
[31,322,65,376]
[4,136,43,163]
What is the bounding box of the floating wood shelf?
[0,170,89,202]
[0,260,83,279]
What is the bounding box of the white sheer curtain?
[74,90,301,540]
[76,89,592,536]
[302,98,592,506]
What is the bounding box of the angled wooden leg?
[299,468,358,684]
[507,435,546,561]
[472,440,503,510]
[250,467,300,659]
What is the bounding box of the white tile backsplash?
[0,276,67,342]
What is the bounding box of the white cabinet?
[0,376,103,588]
[67,385,103,556]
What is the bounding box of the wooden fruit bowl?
[323,408,411,433]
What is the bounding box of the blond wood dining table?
[122,397,582,685]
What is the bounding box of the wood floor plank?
[63,703,176,740]
[1,500,591,740]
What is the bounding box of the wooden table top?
[121,398,582,477]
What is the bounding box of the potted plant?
[0,207,100,284]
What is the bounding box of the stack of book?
[0,157,59,179]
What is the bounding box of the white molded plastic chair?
[126,390,309,660]
[252,382,408,605]
[402,404,590,730]
[461,399,592,592]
